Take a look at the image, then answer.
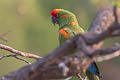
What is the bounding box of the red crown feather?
[51,9,62,17]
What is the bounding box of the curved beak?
[51,16,58,25]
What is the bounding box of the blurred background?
[0,0,120,80]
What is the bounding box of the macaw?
[51,9,102,80]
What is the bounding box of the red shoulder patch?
[59,28,70,38]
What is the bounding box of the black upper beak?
[51,16,58,25]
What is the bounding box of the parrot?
[51,9,102,80]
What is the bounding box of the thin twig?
[0,31,11,42]
[14,56,32,64]
[0,54,31,64]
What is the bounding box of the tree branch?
[0,44,42,59]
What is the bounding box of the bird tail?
[86,71,100,80]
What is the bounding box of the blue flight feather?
[88,63,102,78]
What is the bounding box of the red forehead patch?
[51,9,62,17]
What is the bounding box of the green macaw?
[51,9,101,80]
